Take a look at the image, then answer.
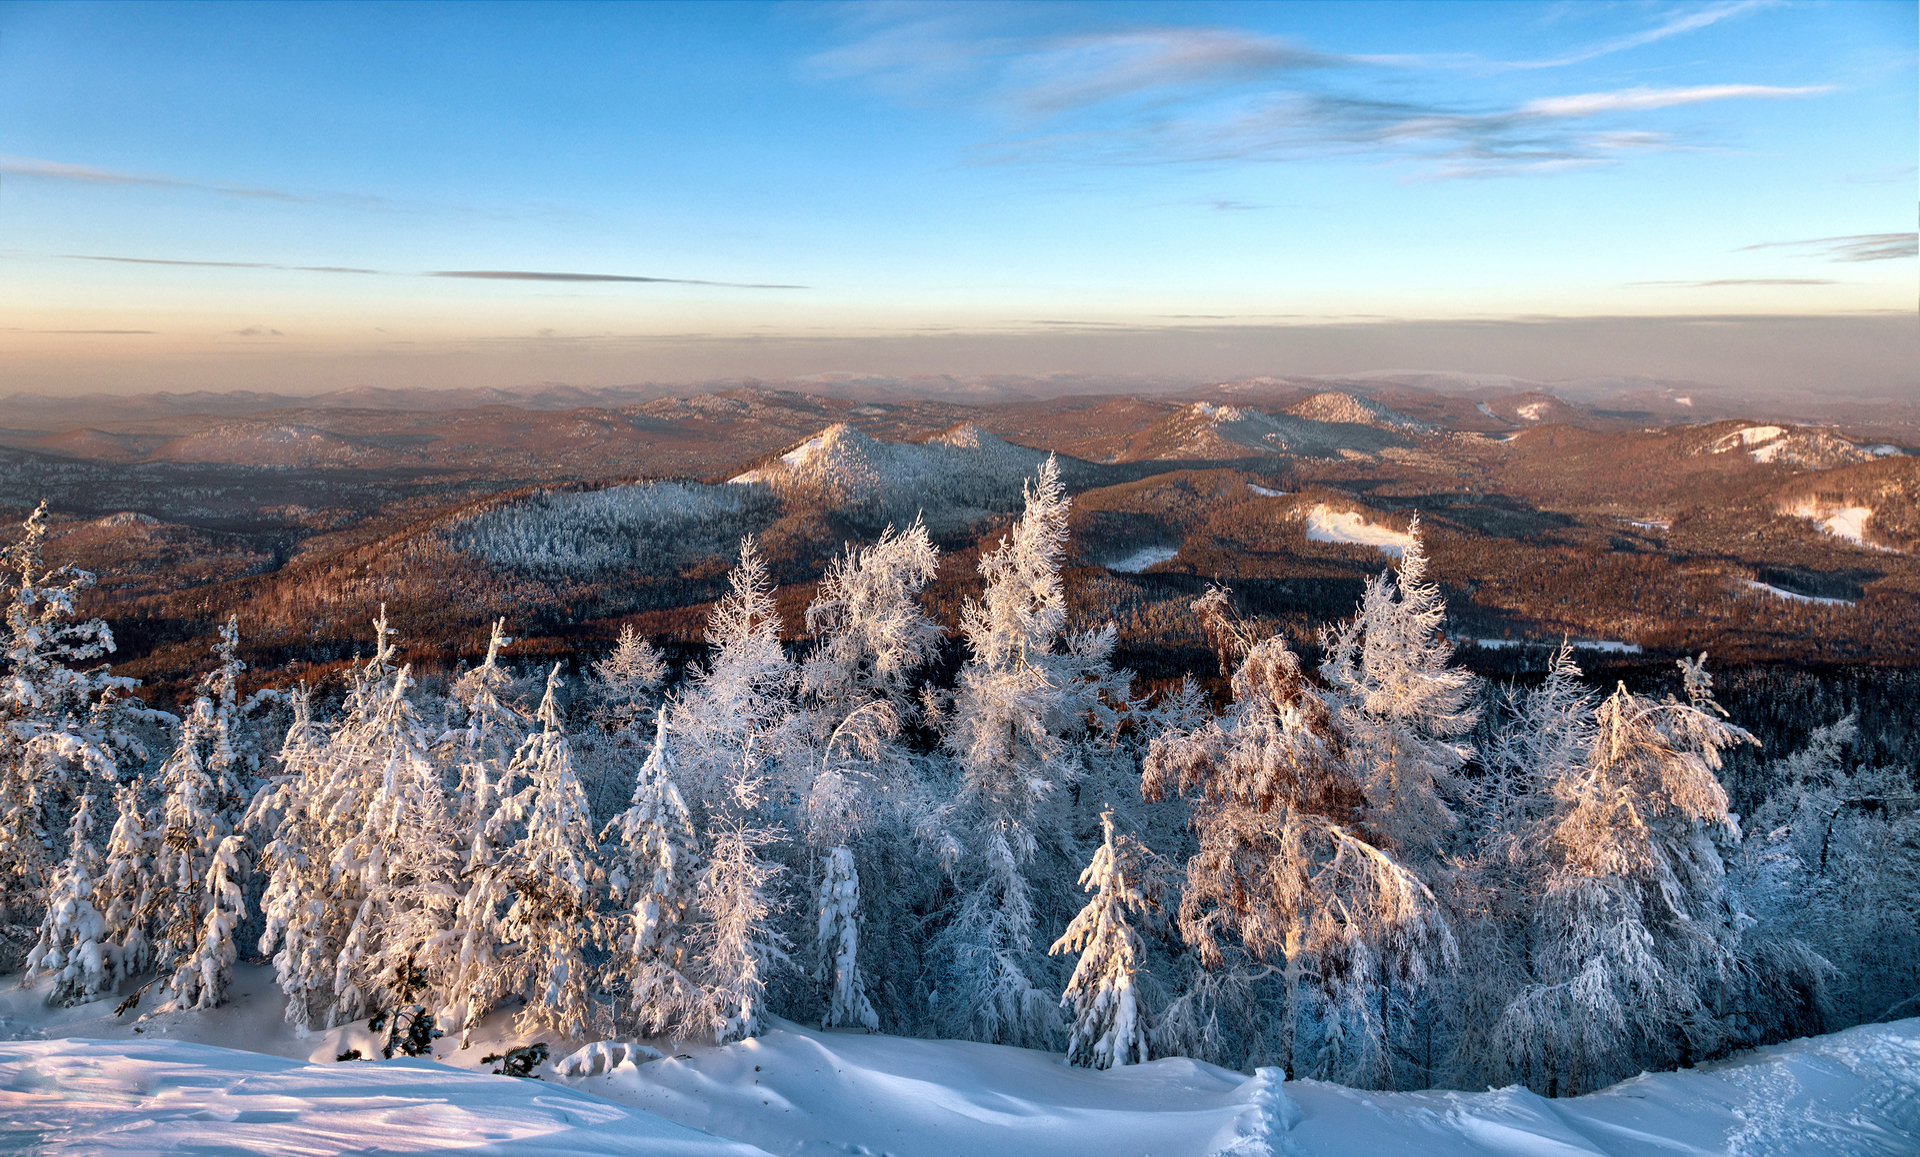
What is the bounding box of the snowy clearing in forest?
[1788,501,1887,550]
[1741,579,1854,608]
[3,1007,1916,1157]
[1107,544,1180,572]
[1463,638,1643,654]
[1246,483,1288,498]
[1304,504,1415,557]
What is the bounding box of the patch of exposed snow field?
[1,966,1914,1157]
[1463,638,1644,654]
[1246,483,1288,497]
[1516,402,1551,422]
[1740,579,1854,608]
[1107,544,1180,573]
[1304,504,1416,557]
[1789,501,1888,551]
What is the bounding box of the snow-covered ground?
[1107,544,1180,573]
[1304,505,1415,558]
[1246,483,1288,498]
[7,965,1913,1156]
[1740,579,1854,608]
[1462,638,1643,654]
[1788,501,1886,551]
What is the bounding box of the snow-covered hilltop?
[1283,391,1436,435]
[1125,401,1408,460]
[727,421,1101,530]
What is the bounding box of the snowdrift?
[3,964,1915,1156]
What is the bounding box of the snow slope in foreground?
[2,968,1915,1155]
[0,1037,772,1156]
[2,1008,1916,1156]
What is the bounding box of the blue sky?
[1,0,1913,395]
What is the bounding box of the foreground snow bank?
[0,1037,772,1156]
[2,962,1914,1157]
[4,1018,1916,1156]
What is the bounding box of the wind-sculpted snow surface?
[3,1017,1914,1156]
[445,481,779,575]
[0,1037,773,1156]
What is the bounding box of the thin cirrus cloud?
[817,10,1829,179]
[1501,1,1773,70]
[1739,234,1919,263]
[51,253,804,289]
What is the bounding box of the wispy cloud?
[1505,1,1774,69]
[431,270,806,289]
[30,329,155,335]
[0,154,395,208]
[44,253,804,289]
[1518,84,1827,117]
[64,253,382,274]
[1739,234,1918,263]
[231,326,286,337]
[817,6,1823,178]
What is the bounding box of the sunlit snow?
[1246,483,1287,497]
[1741,579,1854,608]
[4,1013,1915,1157]
[1305,504,1415,557]
[1789,501,1884,550]
[1107,544,1179,572]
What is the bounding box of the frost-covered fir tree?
[1050,810,1151,1069]
[691,815,791,1044]
[932,457,1131,1048]
[257,610,459,1030]
[148,619,258,1012]
[1145,588,1453,1083]
[250,686,342,1030]
[605,709,705,1038]
[588,623,668,733]
[0,502,143,924]
[800,521,941,729]
[1448,643,1595,1086]
[23,793,111,1004]
[1735,715,1899,1031]
[668,538,796,812]
[462,665,603,1037]
[815,845,878,1031]
[95,783,156,988]
[442,619,526,870]
[1492,656,1759,1096]
[1318,524,1479,868]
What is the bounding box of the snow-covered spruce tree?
[461,665,603,1038]
[1144,587,1453,1084]
[1318,523,1480,871]
[1491,656,1760,1096]
[441,618,526,871]
[257,610,459,1030]
[1447,643,1595,1087]
[588,623,668,733]
[667,537,797,814]
[800,520,941,730]
[690,812,791,1044]
[0,502,143,929]
[1049,810,1151,1069]
[250,686,343,1030]
[1737,715,1903,1031]
[95,783,157,988]
[147,618,259,1012]
[815,844,878,1031]
[930,457,1131,1048]
[23,792,111,1004]
[606,709,706,1038]
[790,523,941,1032]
